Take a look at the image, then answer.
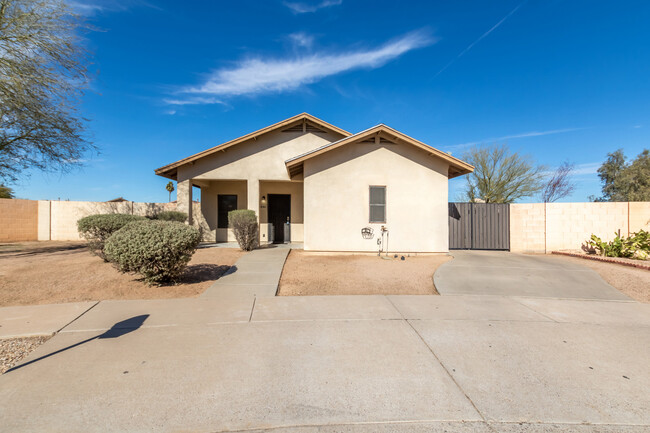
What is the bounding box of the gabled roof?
[285,124,474,179]
[155,113,351,180]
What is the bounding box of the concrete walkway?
[1,294,649,432]
[0,302,97,338]
[435,250,631,300]
[201,246,290,299]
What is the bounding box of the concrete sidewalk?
[202,246,290,299]
[0,301,97,338]
[1,294,649,432]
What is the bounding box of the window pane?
[218,195,237,228]
[370,205,385,223]
[369,186,385,205]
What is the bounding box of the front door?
[267,194,291,243]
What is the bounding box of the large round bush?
[104,220,201,284]
[77,213,145,259]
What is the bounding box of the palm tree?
[165,181,175,202]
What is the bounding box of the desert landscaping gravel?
[278,250,451,295]
[0,241,244,307]
[1,336,50,374]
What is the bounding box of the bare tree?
[462,143,546,203]
[541,161,575,202]
[0,0,95,183]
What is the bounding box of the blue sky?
[14,0,650,202]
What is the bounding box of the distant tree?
[165,181,175,202]
[0,0,95,183]
[462,144,546,203]
[593,149,650,201]
[541,161,575,202]
[0,184,14,198]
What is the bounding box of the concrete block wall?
[43,201,177,241]
[511,202,649,253]
[0,199,38,242]
[509,203,546,253]
[629,202,650,232]
[545,203,628,252]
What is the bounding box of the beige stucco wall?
[176,130,340,183]
[197,180,305,243]
[259,180,304,243]
[199,180,247,242]
[510,202,649,253]
[175,130,334,244]
[303,141,450,252]
[0,199,38,242]
[37,200,51,241]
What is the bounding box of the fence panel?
[449,202,510,250]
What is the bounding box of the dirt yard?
[278,250,451,296]
[0,241,244,307]
[548,254,650,303]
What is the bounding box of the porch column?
[247,178,259,220]
[177,179,193,225]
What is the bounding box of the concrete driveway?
[434,250,630,300]
[1,295,649,432]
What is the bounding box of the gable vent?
[282,122,330,134]
[361,137,396,144]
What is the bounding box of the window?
[217,195,237,228]
[369,186,386,223]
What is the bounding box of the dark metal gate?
[448,202,510,250]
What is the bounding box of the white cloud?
[284,0,342,14]
[447,127,584,150]
[572,162,600,176]
[288,32,314,49]
[68,0,160,16]
[163,96,225,106]
[168,30,434,104]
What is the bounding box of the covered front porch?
[176,178,304,244]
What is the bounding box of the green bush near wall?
[585,230,650,260]
[228,209,258,251]
[77,213,145,260]
[104,220,201,284]
[152,210,188,223]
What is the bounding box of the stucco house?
[155,113,473,252]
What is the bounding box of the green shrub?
[585,230,650,260]
[104,220,201,284]
[152,210,188,223]
[77,213,145,260]
[229,209,258,251]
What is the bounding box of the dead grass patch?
[0,241,244,306]
[278,250,451,296]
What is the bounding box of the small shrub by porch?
[229,209,259,251]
